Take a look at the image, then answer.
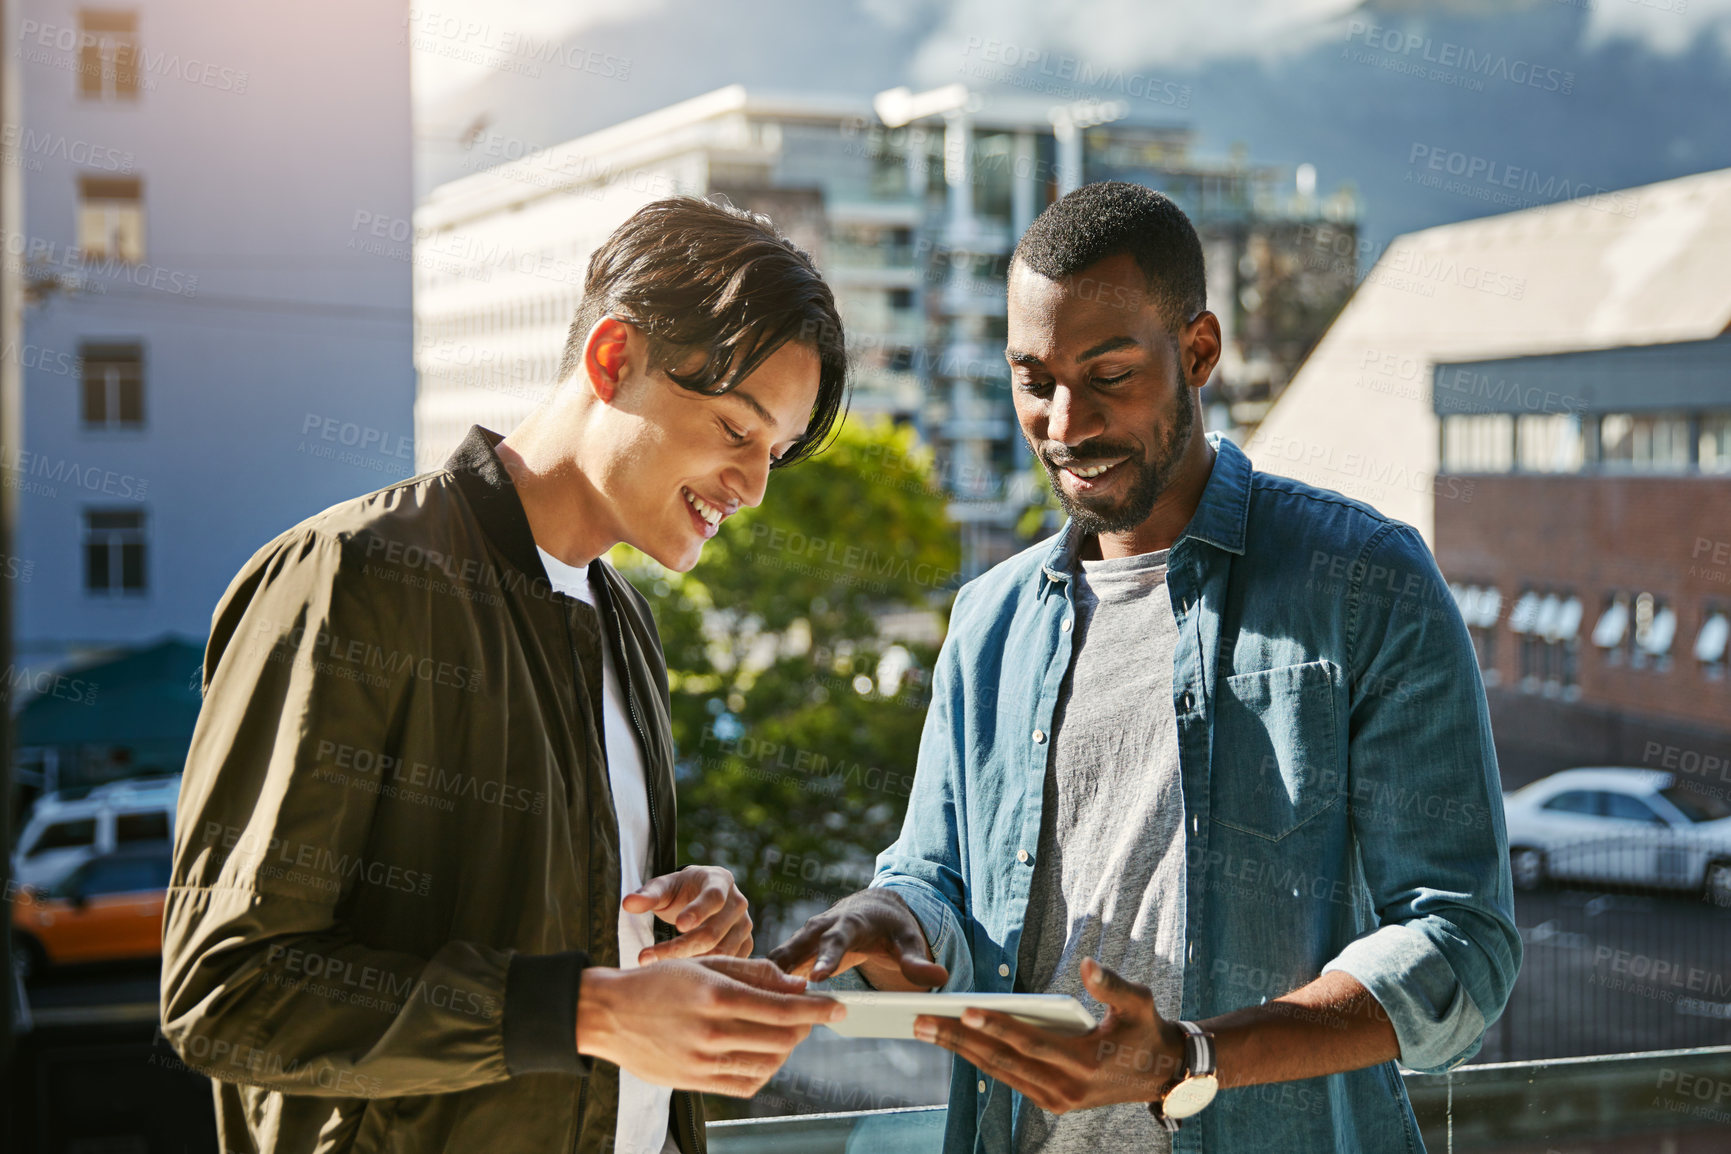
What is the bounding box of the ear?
[1180,310,1223,390]
[582,317,633,405]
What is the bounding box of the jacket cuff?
[504,950,592,1077]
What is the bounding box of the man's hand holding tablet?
[771,899,1194,1117]
[913,957,1187,1117]
[767,889,950,990]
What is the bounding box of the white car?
[1503,768,1731,905]
[11,775,181,893]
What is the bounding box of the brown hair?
[559,195,848,467]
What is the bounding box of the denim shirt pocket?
[1211,659,1344,841]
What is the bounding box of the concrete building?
[414,84,1357,575]
[10,0,414,787]
[1431,335,1731,789]
[1247,166,1731,543]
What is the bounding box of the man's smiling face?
[599,332,820,574]
[1005,251,1202,537]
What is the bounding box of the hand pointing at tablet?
[768,889,950,990]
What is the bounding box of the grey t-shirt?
[1014,546,1186,1154]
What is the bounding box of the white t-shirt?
[538,548,677,1154]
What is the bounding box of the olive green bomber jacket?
[161,425,706,1154]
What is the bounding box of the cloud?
[902,0,1363,87]
[1580,0,1731,56]
[409,0,665,104]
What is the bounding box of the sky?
[409,0,1731,102]
[404,0,1731,259]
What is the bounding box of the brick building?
[1431,335,1731,791]
[1248,166,1731,543]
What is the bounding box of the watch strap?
[1178,1019,1216,1077]
[1149,1020,1215,1131]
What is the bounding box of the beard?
[1033,364,1195,537]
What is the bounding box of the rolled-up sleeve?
[1320,523,1522,1073]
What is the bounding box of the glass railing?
[709,1044,1731,1153]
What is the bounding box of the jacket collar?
[444,425,550,583]
[1040,430,1252,585]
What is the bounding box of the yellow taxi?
[10,842,171,978]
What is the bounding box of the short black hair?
[1010,181,1206,331]
[558,195,848,468]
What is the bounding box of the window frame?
[83,505,149,596]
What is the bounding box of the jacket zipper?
[603,582,661,860]
[573,1077,588,1154]
[604,583,701,1153]
[602,588,695,1154]
[558,599,590,1154]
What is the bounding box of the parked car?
[10,775,179,892]
[10,842,172,979]
[1503,768,1731,904]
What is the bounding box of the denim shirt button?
[1061,617,1072,632]
[1179,691,1194,713]
[1017,849,1029,863]
[998,963,1010,977]
[1032,729,1046,744]
[978,1079,987,1093]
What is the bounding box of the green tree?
[612,417,961,932]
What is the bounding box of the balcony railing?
[709,1044,1731,1153]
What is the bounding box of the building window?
[1450,583,1502,685]
[1593,592,1629,665]
[1598,413,1691,473]
[1515,413,1584,473]
[80,343,144,428]
[1696,608,1729,681]
[77,175,145,263]
[83,507,146,595]
[888,287,914,310]
[77,10,140,101]
[1440,414,1514,473]
[1629,591,1676,671]
[1701,414,1731,474]
[1509,588,1582,696]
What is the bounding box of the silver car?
[1503,768,1731,906]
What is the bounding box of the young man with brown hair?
[163,197,849,1154]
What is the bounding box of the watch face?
[1162,1074,1219,1118]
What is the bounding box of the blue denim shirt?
[854,433,1520,1154]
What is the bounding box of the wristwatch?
[1149,1020,1218,1132]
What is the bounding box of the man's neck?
[1084,432,1217,562]
[496,411,618,569]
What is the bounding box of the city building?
[1432,335,1731,789]
[1247,166,1731,543]
[414,83,1357,575]
[10,0,415,789]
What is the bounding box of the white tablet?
[823,991,1098,1040]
